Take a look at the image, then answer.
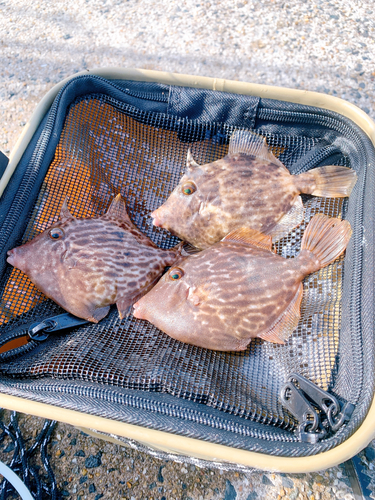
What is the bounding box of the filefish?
[133,214,352,351]
[7,194,182,323]
[151,130,357,249]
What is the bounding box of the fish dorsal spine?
[222,227,273,251]
[60,198,75,221]
[228,130,287,170]
[105,193,133,224]
[186,149,201,173]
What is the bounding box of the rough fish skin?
[6,194,181,323]
[151,130,357,249]
[133,214,352,351]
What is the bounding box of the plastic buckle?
[280,373,354,443]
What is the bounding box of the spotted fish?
[133,214,352,351]
[7,194,182,323]
[151,130,357,249]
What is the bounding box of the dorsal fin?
[228,130,288,170]
[60,197,75,220]
[186,149,201,173]
[222,227,272,251]
[106,194,132,223]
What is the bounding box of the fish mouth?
[150,210,164,228]
[133,282,190,321]
[152,218,163,228]
[6,248,17,267]
[7,246,32,274]
[132,300,147,320]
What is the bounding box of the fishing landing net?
[0,78,373,458]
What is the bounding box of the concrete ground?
[0,0,375,498]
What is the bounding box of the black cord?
[0,411,58,499]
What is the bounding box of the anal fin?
[258,283,303,344]
[117,294,144,320]
[89,305,111,323]
[268,196,305,243]
[117,274,163,319]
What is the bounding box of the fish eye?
[48,228,64,240]
[169,267,184,281]
[182,182,197,196]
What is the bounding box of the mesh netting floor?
[0,94,355,432]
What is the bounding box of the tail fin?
[301,214,352,268]
[298,165,357,197]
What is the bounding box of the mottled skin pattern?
[151,131,356,249]
[133,240,310,350]
[154,154,306,249]
[7,195,180,322]
[133,215,352,351]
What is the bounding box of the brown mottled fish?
[7,194,182,323]
[133,214,352,351]
[151,130,357,249]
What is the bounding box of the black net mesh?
[0,78,373,458]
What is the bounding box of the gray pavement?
[1,0,375,498]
